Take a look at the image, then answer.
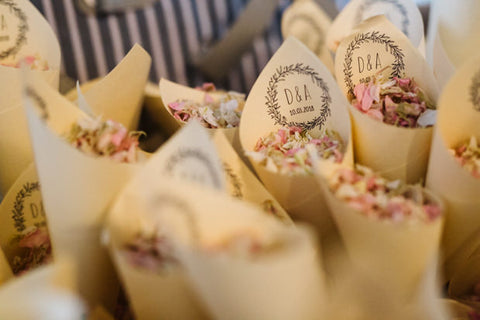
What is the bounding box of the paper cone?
[0,162,50,275]
[444,226,480,284]
[327,0,425,54]
[72,45,151,130]
[212,131,292,223]
[143,81,180,135]
[334,15,439,183]
[281,0,334,74]
[105,123,231,320]
[22,73,145,308]
[239,36,353,236]
[319,171,444,299]
[425,54,480,263]
[0,260,85,320]
[0,0,61,195]
[126,178,326,320]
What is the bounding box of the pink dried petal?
[366,108,384,121]
[204,93,214,104]
[354,83,366,102]
[168,101,185,111]
[19,229,50,249]
[111,127,127,147]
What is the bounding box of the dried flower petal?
[351,73,435,128]
[248,126,345,175]
[168,84,245,129]
[65,117,143,163]
[327,165,442,223]
[451,136,480,179]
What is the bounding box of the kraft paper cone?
[327,0,425,54]
[134,179,325,320]
[0,0,61,195]
[212,131,291,223]
[281,0,334,74]
[317,165,444,299]
[444,226,480,284]
[22,73,144,308]
[0,162,50,275]
[72,45,151,130]
[335,15,439,183]
[0,260,85,320]
[143,81,180,135]
[239,36,353,236]
[426,54,480,264]
[158,78,244,156]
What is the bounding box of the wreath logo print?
[265,63,331,131]
[342,31,405,95]
[469,69,480,112]
[0,0,28,59]
[12,181,40,232]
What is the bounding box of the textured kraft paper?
[72,45,151,130]
[319,176,444,300]
[281,0,334,74]
[132,179,326,320]
[0,0,61,195]
[105,124,230,320]
[22,73,144,309]
[335,16,439,183]
[426,54,480,264]
[158,78,244,158]
[0,162,48,271]
[239,37,353,236]
[212,131,291,223]
[0,260,85,320]
[327,0,424,54]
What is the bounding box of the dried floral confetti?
[12,227,52,275]
[248,126,345,175]
[450,136,480,179]
[123,232,177,273]
[350,71,436,128]
[0,54,49,71]
[65,117,143,163]
[168,83,245,129]
[327,165,442,223]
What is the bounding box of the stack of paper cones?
[426,54,480,266]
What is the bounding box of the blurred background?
[29,0,432,93]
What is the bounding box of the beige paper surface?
[281,0,334,74]
[432,31,456,92]
[0,162,49,272]
[327,0,424,54]
[73,45,151,130]
[128,178,325,320]
[335,15,439,183]
[239,37,353,236]
[0,248,12,284]
[431,0,480,69]
[0,260,85,320]
[426,54,480,263]
[22,73,143,308]
[320,182,444,299]
[444,225,480,283]
[0,0,61,195]
[143,81,179,135]
[212,131,291,223]
[442,299,476,320]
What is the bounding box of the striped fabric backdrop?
[30,0,291,93]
